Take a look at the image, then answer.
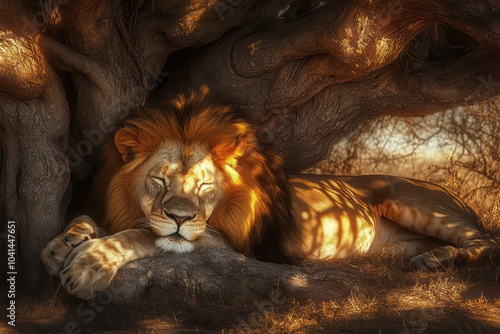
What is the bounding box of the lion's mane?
[90,87,300,263]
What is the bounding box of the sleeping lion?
[42,87,496,300]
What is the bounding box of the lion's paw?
[60,238,121,300]
[41,216,97,277]
[410,245,462,270]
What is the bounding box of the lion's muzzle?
[163,196,198,226]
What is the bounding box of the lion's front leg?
[59,229,158,300]
[41,215,104,277]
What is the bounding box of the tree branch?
[165,0,500,171]
[39,35,109,90]
[130,0,261,85]
[232,0,427,80]
[108,248,362,306]
[376,47,500,115]
[408,0,500,48]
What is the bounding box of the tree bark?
[1,0,500,294]
[0,2,70,286]
[107,248,363,306]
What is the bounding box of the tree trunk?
[1,0,499,294]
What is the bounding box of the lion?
[41,87,496,300]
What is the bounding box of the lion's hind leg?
[409,234,496,270]
[378,186,497,270]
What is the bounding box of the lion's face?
[135,142,223,253]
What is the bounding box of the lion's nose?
[164,197,197,226]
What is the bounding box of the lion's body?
[42,88,496,300]
[288,174,485,261]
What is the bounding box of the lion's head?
[121,140,226,253]
[92,87,299,263]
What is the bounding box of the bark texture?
[107,248,363,306]
[0,0,499,294]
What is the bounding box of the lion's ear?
[114,127,139,162]
[223,136,247,158]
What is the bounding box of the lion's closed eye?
[151,176,165,187]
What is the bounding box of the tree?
[1,0,499,296]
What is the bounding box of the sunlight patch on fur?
[224,164,241,185]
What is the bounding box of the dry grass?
[223,253,500,333]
